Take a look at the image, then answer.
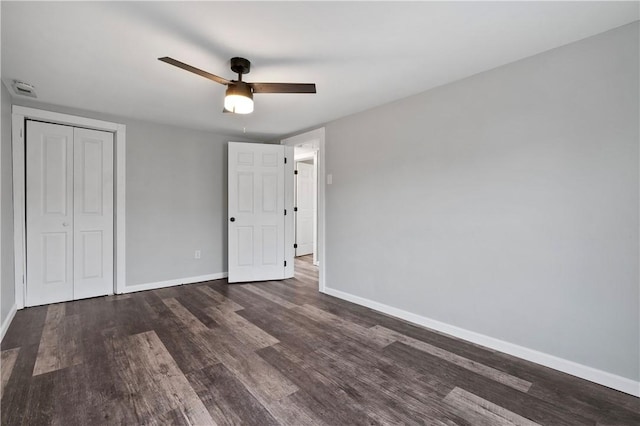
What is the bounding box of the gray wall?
[125,122,242,285]
[1,83,15,326]
[11,98,258,287]
[325,22,639,381]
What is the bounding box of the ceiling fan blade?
[250,82,316,94]
[158,57,230,85]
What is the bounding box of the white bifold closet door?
[26,120,114,306]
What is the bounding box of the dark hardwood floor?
[2,255,639,425]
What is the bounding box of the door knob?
[230,217,235,222]
[62,222,69,227]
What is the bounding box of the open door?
[228,142,294,283]
[295,161,315,256]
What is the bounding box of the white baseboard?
[1,303,17,342]
[322,286,640,397]
[121,272,228,294]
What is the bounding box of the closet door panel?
[73,127,114,300]
[26,121,74,306]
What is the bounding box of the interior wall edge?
[323,286,640,397]
[0,302,17,342]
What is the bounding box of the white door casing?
[228,142,290,283]
[295,161,314,256]
[25,121,114,306]
[26,121,74,305]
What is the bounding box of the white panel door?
[295,161,314,256]
[26,121,74,306]
[228,142,286,283]
[73,128,114,300]
[26,121,114,306]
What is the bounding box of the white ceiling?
[2,1,638,140]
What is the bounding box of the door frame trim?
[11,106,127,308]
[281,127,325,293]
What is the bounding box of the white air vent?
[12,80,37,98]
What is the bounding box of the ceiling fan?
[159,56,316,114]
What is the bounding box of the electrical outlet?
[195,250,201,259]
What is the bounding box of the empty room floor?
[1,256,638,425]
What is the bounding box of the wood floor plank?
[187,363,279,426]
[1,305,48,350]
[306,343,466,425]
[76,295,154,339]
[255,279,318,306]
[243,283,300,309]
[206,326,299,404]
[217,284,293,312]
[371,325,532,392]
[21,369,56,425]
[0,343,40,425]
[0,347,20,399]
[526,380,640,425]
[293,304,396,348]
[24,363,111,426]
[238,306,328,356]
[306,294,383,328]
[197,285,244,312]
[175,288,220,328]
[162,297,210,333]
[444,387,541,426]
[254,303,359,352]
[153,407,196,426]
[110,330,215,425]
[257,343,383,425]
[205,304,279,350]
[147,295,221,373]
[33,304,83,376]
[258,392,326,426]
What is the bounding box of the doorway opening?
[293,254,319,292]
[294,145,318,265]
[281,128,326,293]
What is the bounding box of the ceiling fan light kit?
[225,82,254,114]
[159,56,316,114]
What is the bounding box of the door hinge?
[284,209,287,216]
[294,170,298,175]
[284,260,287,267]
[284,157,287,164]
[294,243,298,249]
[294,207,298,212]
[20,128,23,138]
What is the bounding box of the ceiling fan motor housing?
[230,57,251,76]
[226,81,253,99]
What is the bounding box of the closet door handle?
[62,222,69,227]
